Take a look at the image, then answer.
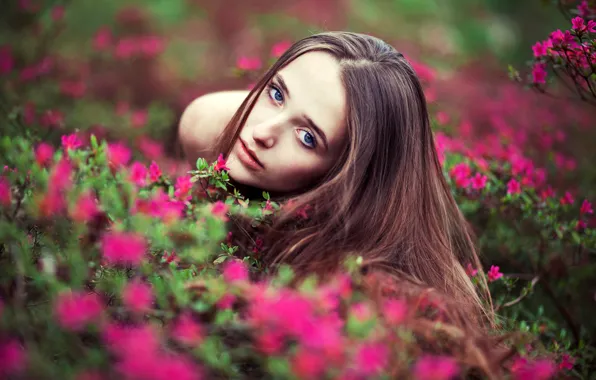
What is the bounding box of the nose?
[251,115,285,149]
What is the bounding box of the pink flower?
[54,291,103,331]
[512,359,555,380]
[355,342,388,376]
[507,179,521,195]
[131,110,147,128]
[137,137,164,160]
[578,1,591,17]
[0,339,27,376]
[549,29,574,46]
[0,177,11,207]
[35,143,54,167]
[291,349,326,379]
[487,265,503,282]
[271,40,292,57]
[413,355,459,380]
[211,200,229,220]
[216,293,236,309]
[465,263,478,277]
[70,192,99,222]
[129,162,148,187]
[580,199,593,215]
[560,191,574,206]
[171,313,203,346]
[149,161,162,182]
[558,353,575,371]
[256,330,284,354]
[539,186,555,201]
[0,45,14,75]
[122,280,153,313]
[174,175,193,200]
[93,26,112,51]
[61,133,82,152]
[48,158,74,193]
[214,153,230,172]
[222,259,248,282]
[532,41,547,57]
[470,173,488,190]
[236,56,262,71]
[449,162,471,188]
[532,62,547,84]
[572,17,586,32]
[107,142,131,169]
[114,38,137,59]
[101,231,146,266]
[139,35,165,57]
[383,299,408,324]
[588,19,596,33]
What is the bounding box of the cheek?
[269,153,330,189]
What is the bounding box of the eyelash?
[265,82,317,149]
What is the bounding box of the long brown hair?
[214,31,493,329]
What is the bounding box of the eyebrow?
[275,74,329,151]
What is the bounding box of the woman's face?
[228,51,348,193]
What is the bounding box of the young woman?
[179,31,492,329]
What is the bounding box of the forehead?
[277,51,347,145]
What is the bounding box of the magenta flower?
[512,359,555,380]
[0,177,11,207]
[174,175,193,200]
[355,342,389,376]
[532,41,547,57]
[572,17,586,32]
[470,173,488,190]
[580,199,593,215]
[149,161,162,182]
[0,45,14,75]
[271,40,292,58]
[558,353,575,371]
[107,142,131,169]
[139,35,165,57]
[101,231,146,266]
[222,260,248,283]
[129,162,148,187]
[0,339,27,376]
[93,26,112,51]
[236,56,262,71]
[465,263,478,277]
[449,162,471,188]
[507,179,521,195]
[54,291,104,331]
[256,330,284,355]
[531,62,547,84]
[70,192,99,223]
[137,137,164,160]
[171,313,204,346]
[487,265,503,282]
[291,348,326,379]
[214,153,230,172]
[560,191,575,206]
[122,280,153,313]
[211,200,229,220]
[35,143,54,167]
[61,133,82,152]
[413,355,459,380]
[383,299,408,324]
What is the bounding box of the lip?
[237,139,264,170]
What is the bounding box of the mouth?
[238,139,265,170]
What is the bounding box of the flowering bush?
[1,0,595,378]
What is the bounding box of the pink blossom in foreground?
[174,175,193,200]
[211,200,229,220]
[122,280,153,313]
[101,231,146,266]
[255,330,284,355]
[61,133,82,152]
[129,162,148,187]
[383,299,408,324]
[355,342,389,376]
[171,313,204,346]
[413,355,459,380]
[271,40,292,57]
[512,359,555,380]
[35,143,54,167]
[54,291,103,331]
[222,259,248,283]
[507,179,521,195]
[532,41,547,57]
[470,173,488,190]
[149,161,162,182]
[487,265,503,282]
[291,348,326,379]
[70,192,99,223]
[0,339,27,376]
[213,153,230,172]
[449,162,471,188]
[532,62,547,84]
[580,199,593,215]
[0,177,11,207]
[107,142,131,169]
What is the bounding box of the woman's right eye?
[267,83,284,105]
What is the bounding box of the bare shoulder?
[178,90,249,165]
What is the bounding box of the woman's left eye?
[267,84,284,104]
[297,129,317,149]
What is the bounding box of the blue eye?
[267,84,284,104]
[297,129,316,149]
